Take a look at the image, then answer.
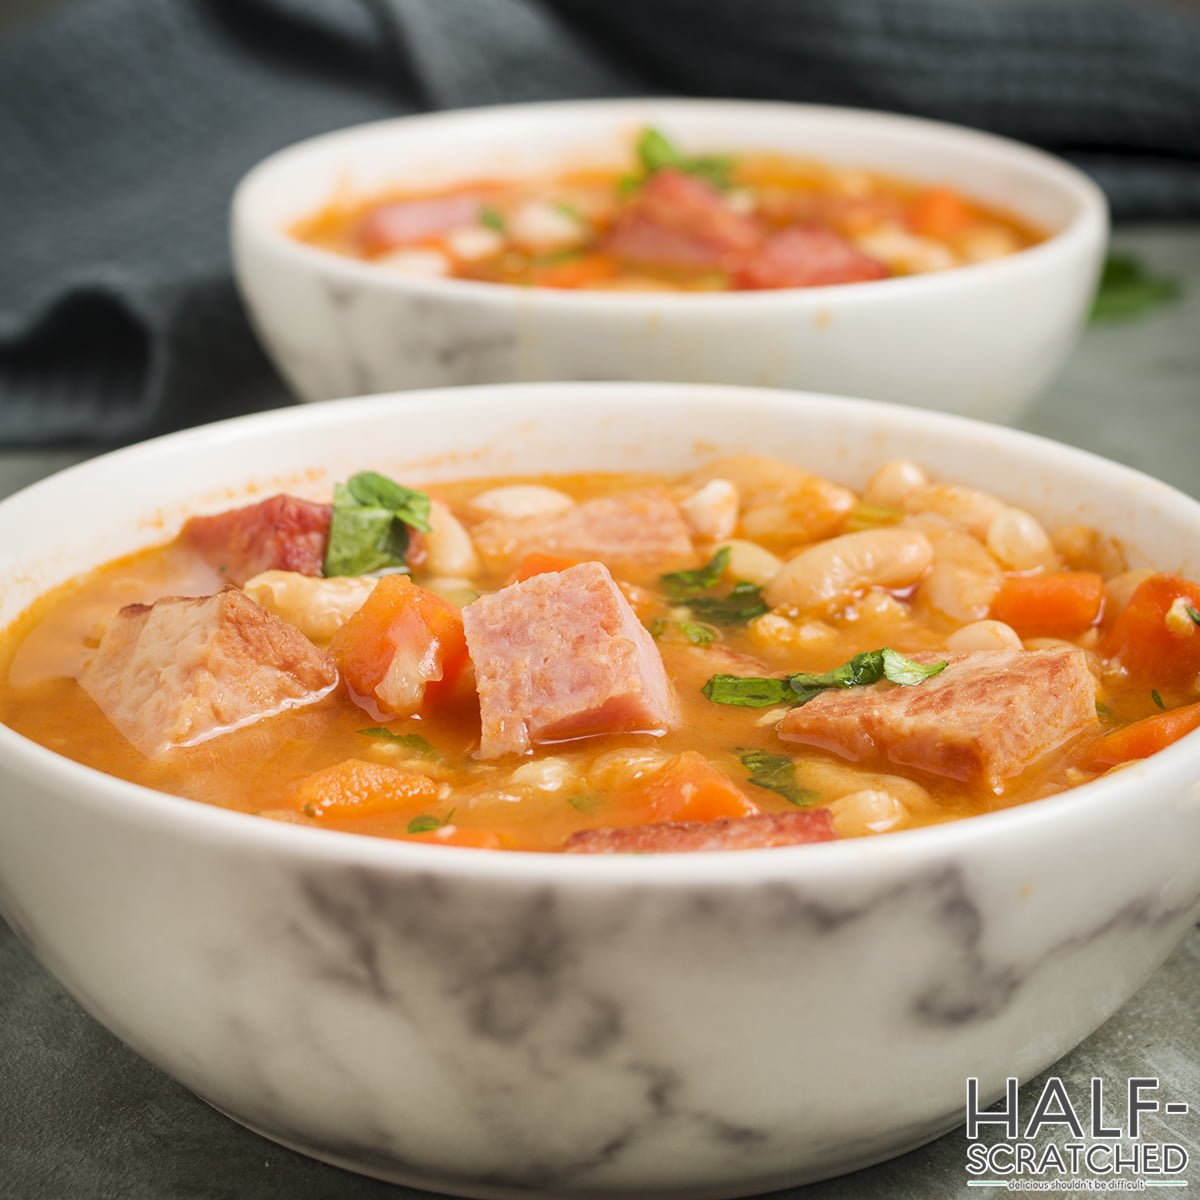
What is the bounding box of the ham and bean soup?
[293,127,1044,292]
[3,456,1198,854]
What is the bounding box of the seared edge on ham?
[79,587,338,757]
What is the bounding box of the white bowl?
[1,384,1196,1199]
[232,99,1108,424]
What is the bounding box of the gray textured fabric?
[1,0,1198,444]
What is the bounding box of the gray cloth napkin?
[1,0,1198,445]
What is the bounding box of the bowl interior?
[235,99,1099,245]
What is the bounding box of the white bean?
[854,225,956,274]
[722,539,783,588]
[423,501,480,578]
[915,527,1002,623]
[985,507,1058,572]
[470,484,574,519]
[945,619,1022,652]
[508,201,583,251]
[509,757,577,793]
[680,479,739,541]
[764,528,933,614]
[863,460,929,508]
[1104,569,1154,619]
[376,248,451,277]
[902,483,1008,540]
[828,788,907,836]
[587,748,670,791]
[444,225,504,261]
[243,571,376,642]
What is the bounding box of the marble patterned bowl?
[231,98,1108,425]
[0,384,1197,1200]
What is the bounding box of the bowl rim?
[0,381,1195,887]
[231,95,1109,311]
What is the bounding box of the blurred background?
[1,0,1197,450]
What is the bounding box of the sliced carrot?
[332,574,469,717]
[633,751,760,824]
[1086,701,1200,769]
[1100,573,1200,686]
[508,552,580,584]
[907,186,974,240]
[529,253,616,290]
[990,572,1105,638]
[287,759,440,820]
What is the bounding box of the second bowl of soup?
[233,99,1106,421]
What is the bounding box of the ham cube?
[778,648,1096,792]
[604,168,761,270]
[182,494,331,586]
[80,587,338,757]
[462,561,676,758]
[735,227,888,290]
[357,194,483,255]
[565,810,837,854]
[469,488,695,579]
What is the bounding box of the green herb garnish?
[660,547,767,626]
[323,471,431,577]
[567,793,604,815]
[737,749,819,807]
[1090,254,1181,322]
[1096,701,1114,721]
[1151,689,1166,710]
[662,547,732,598]
[358,728,438,758]
[649,617,717,646]
[407,809,455,834]
[703,647,948,709]
[1186,603,1200,626]
[634,127,734,191]
[480,206,506,233]
[553,199,584,224]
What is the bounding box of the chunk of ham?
[79,588,338,757]
[565,809,837,854]
[469,488,695,579]
[778,648,1096,792]
[603,168,761,271]
[462,561,676,758]
[357,194,483,256]
[735,227,888,290]
[182,495,331,587]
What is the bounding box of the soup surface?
[3,456,1198,853]
[293,127,1044,292]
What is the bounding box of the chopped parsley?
[553,199,585,224]
[1090,254,1181,322]
[479,206,506,233]
[323,471,431,578]
[703,647,948,709]
[567,793,604,815]
[660,547,767,626]
[634,127,734,191]
[1186,603,1200,626]
[1151,689,1166,710]
[650,617,716,646]
[737,749,819,807]
[407,809,454,834]
[358,728,438,758]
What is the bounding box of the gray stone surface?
[0,226,1197,1197]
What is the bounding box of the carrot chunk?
[1086,701,1200,769]
[332,574,469,718]
[1100,573,1200,686]
[990,572,1105,638]
[287,759,440,819]
[508,552,580,583]
[907,186,974,240]
[633,751,760,824]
